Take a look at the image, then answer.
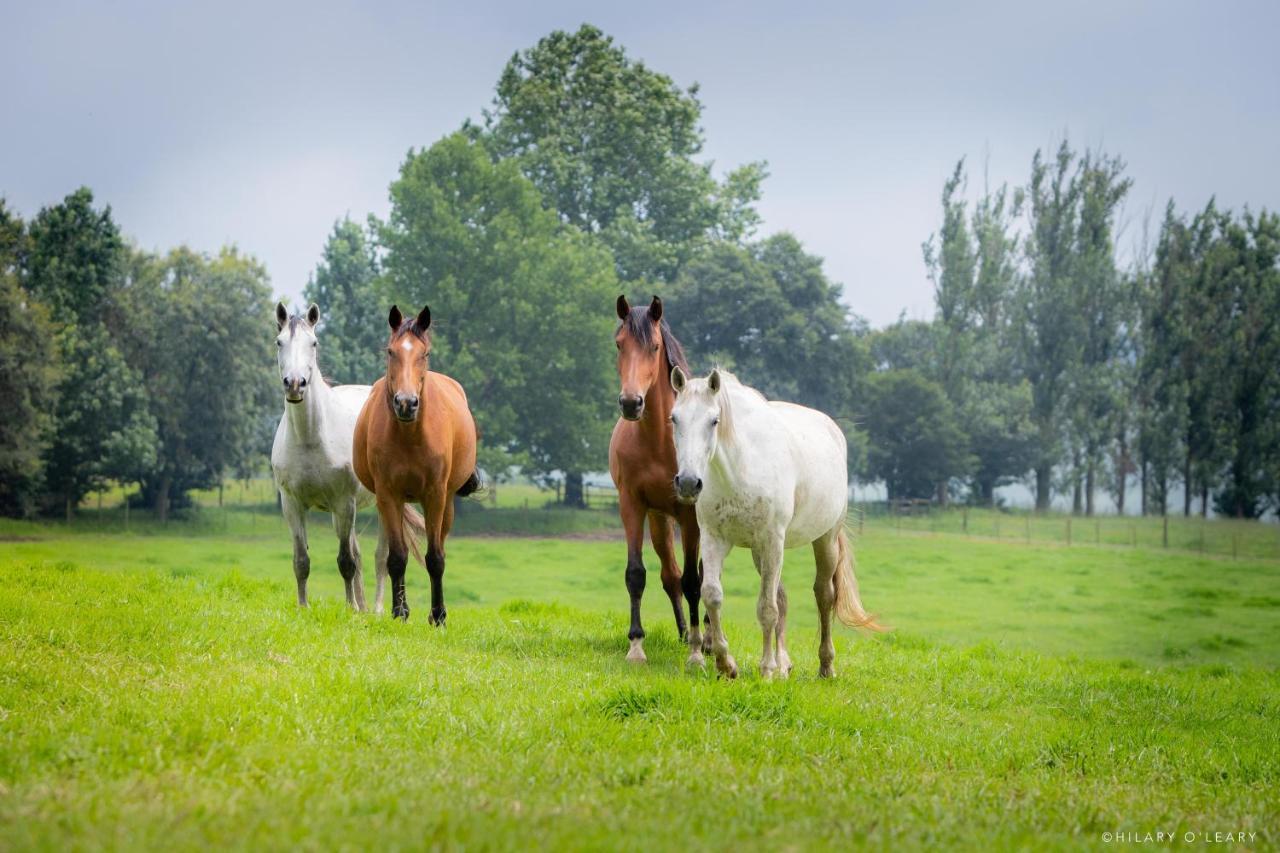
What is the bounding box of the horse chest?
[701,488,777,546]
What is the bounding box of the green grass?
[1,520,1278,849]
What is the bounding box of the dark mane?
[620,306,689,374]
[390,318,431,342]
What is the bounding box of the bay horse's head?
[385,304,432,423]
[275,302,321,404]
[615,294,687,421]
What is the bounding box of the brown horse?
[608,295,704,666]
[353,304,481,623]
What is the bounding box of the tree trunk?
[1117,433,1128,515]
[1085,460,1095,517]
[1183,451,1192,517]
[1035,465,1051,512]
[1071,450,1083,515]
[935,481,948,507]
[156,475,171,524]
[563,471,586,509]
[1140,458,1148,516]
[65,493,73,523]
[1200,483,1209,518]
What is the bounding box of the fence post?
[963,508,968,533]
[1025,514,1031,544]
[1066,518,1072,546]
[1095,520,1100,545]
[1162,516,1168,548]
[858,504,864,535]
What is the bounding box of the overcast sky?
[4,0,1278,327]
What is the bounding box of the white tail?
[833,527,887,631]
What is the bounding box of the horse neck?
[707,390,750,488]
[639,369,676,443]
[285,371,331,444]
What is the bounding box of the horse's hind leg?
[423,490,451,627]
[648,512,687,641]
[752,536,784,680]
[332,499,364,611]
[374,528,389,616]
[812,529,840,678]
[281,492,310,608]
[775,584,792,678]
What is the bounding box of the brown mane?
[619,306,689,374]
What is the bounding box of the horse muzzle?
[393,392,420,422]
[673,473,703,504]
[618,394,644,421]
[283,374,308,403]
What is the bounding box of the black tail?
[456,471,484,498]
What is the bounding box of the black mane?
[621,306,689,375]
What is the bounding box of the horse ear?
[616,294,630,320]
[708,369,722,393]
[648,295,663,322]
[388,305,403,331]
[306,303,320,327]
[275,302,288,331]
[670,365,687,394]
[416,304,431,332]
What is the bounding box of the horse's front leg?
[376,493,410,621]
[619,491,648,663]
[332,499,364,611]
[374,527,389,616]
[281,492,310,608]
[753,535,785,680]
[700,534,737,678]
[423,488,450,627]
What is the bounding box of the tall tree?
[24,189,157,517]
[482,24,766,285]
[115,247,275,519]
[303,217,385,385]
[380,132,619,505]
[0,201,62,516]
[1016,141,1085,511]
[1066,150,1131,515]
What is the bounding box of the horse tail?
[833,526,887,632]
[456,470,486,500]
[402,504,427,567]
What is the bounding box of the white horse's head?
[275,302,321,404]
[669,366,726,504]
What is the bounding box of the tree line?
[2,25,1276,519]
[868,147,1279,518]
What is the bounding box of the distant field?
[1,511,1278,848]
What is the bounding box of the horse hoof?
[819,664,835,679]
[685,651,705,669]
[716,655,738,679]
[626,639,647,664]
[429,609,447,627]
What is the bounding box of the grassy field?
[1,510,1278,849]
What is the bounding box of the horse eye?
[276,340,282,347]
[311,341,317,348]
[711,417,720,426]
[651,344,659,353]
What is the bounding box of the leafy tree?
[0,202,62,516]
[482,24,765,285]
[862,370,973,501]
[115,247,275,519]
[24,187,124,321]
[1015,141,1085,511]
[1211,208,1280,518]
[303,217,386,385]
[380,132,619,505]
[1066,151,1131,515]
[23,190,157,517]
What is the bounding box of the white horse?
[669,367,883,679]
[270,302,422,612]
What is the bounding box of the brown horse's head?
[385,304,432,423]
[615,294,688,421]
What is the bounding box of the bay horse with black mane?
[353,304,481,623]
[608,295,705,666]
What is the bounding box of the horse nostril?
[695,478,703,492]
[299,378,307,388]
